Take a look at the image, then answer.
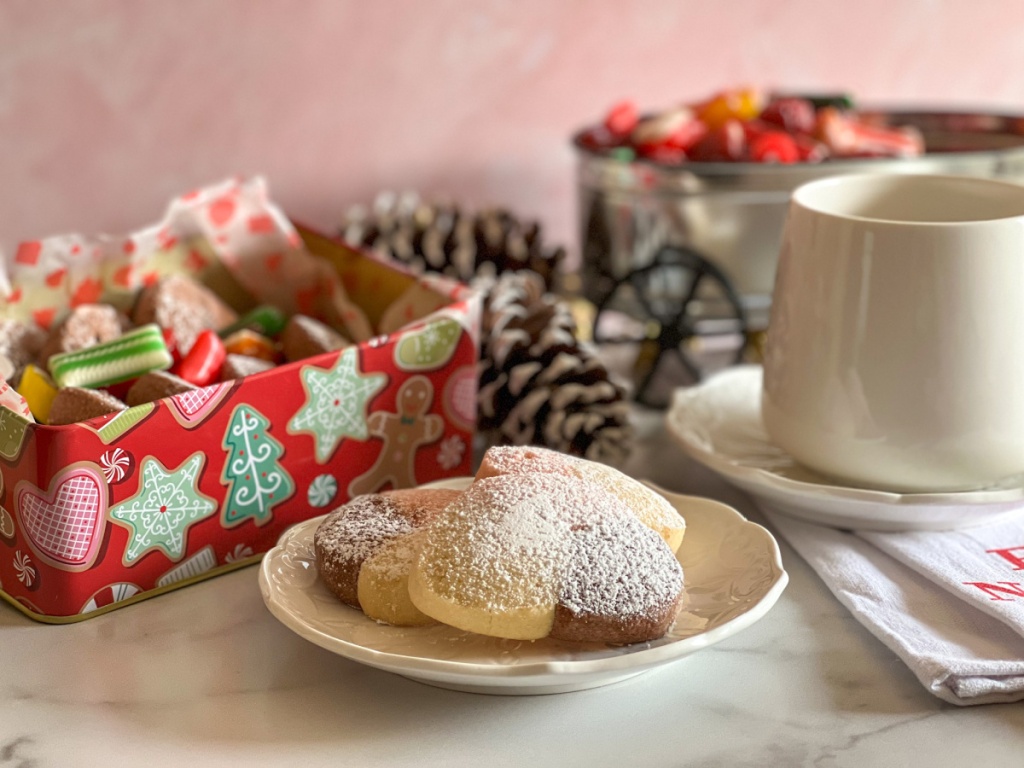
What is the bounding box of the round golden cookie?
[313,488,461,626]
[408,473,684,644]
[476,445,686,553]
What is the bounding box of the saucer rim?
[667,366,1024,529]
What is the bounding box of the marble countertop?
[4,409,1023,768]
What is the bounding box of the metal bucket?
[574,110,1024,403]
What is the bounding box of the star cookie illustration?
[287,347,387,463]
[109,452,217,566]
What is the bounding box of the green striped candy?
[49,324,173,388]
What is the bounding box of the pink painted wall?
[1,0,1022,261]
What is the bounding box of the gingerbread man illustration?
[348,375,444,496]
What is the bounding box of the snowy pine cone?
[476,271,632,465]
[340,191,565,293]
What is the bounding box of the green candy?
[49,324,172,389]
[218,305,287,339]
[609,147,637,163]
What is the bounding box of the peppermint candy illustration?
[14,550,35,587]
[307,474,338,508]
[100,448,134,484]
[224,543,254,564]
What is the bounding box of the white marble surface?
[4,409,1024,767]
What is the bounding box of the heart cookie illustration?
[15,465,108,571]
[167,381,233,429]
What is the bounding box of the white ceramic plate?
[259,477,787,695]
[667,366,1024,531]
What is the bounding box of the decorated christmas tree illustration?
[221,404,295,527]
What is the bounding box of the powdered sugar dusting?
[478,445,685,540]
[559,513,683,619]
[419,475,572,612]
[314,495,413,573]
[417,473,684,628]
[370,531,425,581]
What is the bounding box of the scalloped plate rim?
[258,477,788,691]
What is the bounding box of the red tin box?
[0,222,480,622]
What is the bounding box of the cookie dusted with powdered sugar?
[408,473,684,645]
[313,488,462,626]
[476,445,686,553]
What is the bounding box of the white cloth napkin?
[760,505,1024,706]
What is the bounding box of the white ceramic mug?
[762,173,1024,492]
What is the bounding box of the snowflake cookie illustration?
[100,448,134,484]
[307,474,338,508]
[14,551,35,587]
[437,434,466,471]
[287,347,387,463]
[109,452,217,566]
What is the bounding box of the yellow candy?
[697,87,763,130]
[17,364,59,424]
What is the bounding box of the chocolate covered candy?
[280,315,349,362]
[48,387,127,426]
[220,353,274,381]
[39,304,132,363]
[132,274,238,356]
[0,319,46,376]
[126,370,196,407]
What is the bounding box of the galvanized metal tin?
[574,110,1024,331]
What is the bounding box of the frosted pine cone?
[340,191,565,292]
[477,271,632,465]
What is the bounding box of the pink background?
[1,0,1022,260]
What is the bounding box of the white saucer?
[667,366,1024,531]
[259,477,787,696]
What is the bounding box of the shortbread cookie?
[314,488,461,626]
[408,473,684,644]
[476,445,686,553]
